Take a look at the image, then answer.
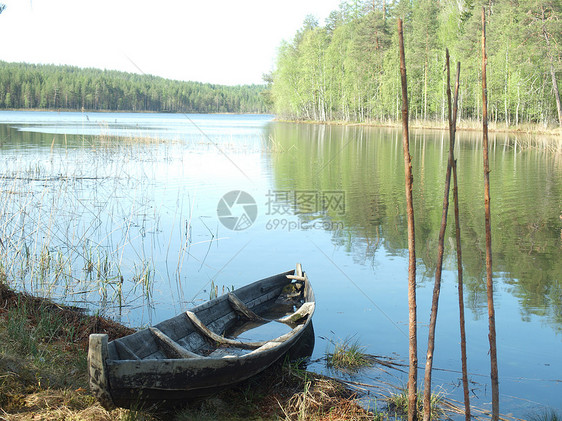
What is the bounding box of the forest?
[0,61,269,114]
[270,0,562,127]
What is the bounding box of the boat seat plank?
[114,340,141,360]
[149,327,204,359]
[192,272,291,323]
[277,302,315,324]
[227,292,268,322]
[241,289,285,316]
[185,311,265,350]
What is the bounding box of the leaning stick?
[482,7,500,421]
[447,59,471,420]
[398,18,418,421]
[422,49,457,421]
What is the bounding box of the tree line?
[270,0,561,127]
[0,61,270,114]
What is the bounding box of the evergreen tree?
[0,62,270,114]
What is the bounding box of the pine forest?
[0,61,269,114]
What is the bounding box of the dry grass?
[0,282,381,420]
[279,377,379,421]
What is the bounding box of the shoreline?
[0,108,271,116]
[0,282,536,420]
[1,108,559,136]
[274,117,562,137]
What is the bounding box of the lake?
[0,110,560,418]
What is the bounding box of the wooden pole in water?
[481,7,500,420]
[450,60,471,420]
[398,18,418,421]
[422,49,457,421]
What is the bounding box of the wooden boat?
[88,264,315,409]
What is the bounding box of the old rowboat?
[88,264,315,409]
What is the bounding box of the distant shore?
[0,108,271,116]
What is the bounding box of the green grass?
[387,388,444,420]
[325,337,373,371]
[6,298,77,356]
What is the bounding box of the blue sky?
[0,0,342,85]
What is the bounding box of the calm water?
[0,111,560,418]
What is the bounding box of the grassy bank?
[0,281,380,420]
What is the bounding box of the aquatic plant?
[325,337,373,371]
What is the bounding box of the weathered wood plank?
[185,311,265,349]
[227,292,267,322]
[277,302,315,324]
[194,272,291,320]
[114,340,141,360]
[149,327,203,359]
[113,329,160,360]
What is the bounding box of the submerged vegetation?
[271,0,562,128]
[528,409,562,421]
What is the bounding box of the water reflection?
[265,122,562,332]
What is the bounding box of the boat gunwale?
[108,270,298,360]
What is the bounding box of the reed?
[208,280,234,300]
[0,130,218,324]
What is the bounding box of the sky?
[0,0,343,86]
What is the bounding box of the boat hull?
[88,266,315,409]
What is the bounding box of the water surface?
[0,110,560,418]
